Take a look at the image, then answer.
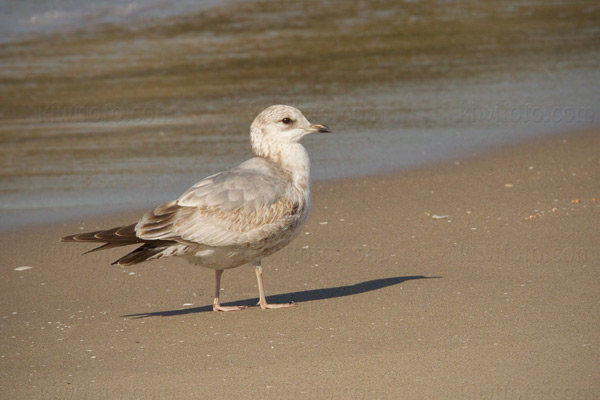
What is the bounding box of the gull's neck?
[251,137,311,192]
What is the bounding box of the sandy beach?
[0,128,598,399]
[1,1,598,398]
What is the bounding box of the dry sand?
[1,130,599,399]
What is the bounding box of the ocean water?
[0,0,225,42]
[1,0,599,229]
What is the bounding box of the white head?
[250,105,330,160]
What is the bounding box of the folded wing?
[135,166,299,247]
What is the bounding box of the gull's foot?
[213,303,248,312]
[257,301,296,310]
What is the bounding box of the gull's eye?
[281,117,292,124]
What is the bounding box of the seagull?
[61,105,331,311]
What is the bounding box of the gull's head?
[250,105,330,157]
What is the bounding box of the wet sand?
[1,129,598,399]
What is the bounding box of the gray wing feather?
[135,162,296,247]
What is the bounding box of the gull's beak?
[306,123,332,134]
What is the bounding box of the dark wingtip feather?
[82,242,130,255]
[111,244,165,266]
[61,233,87,242]
[61,224,174,265]
[60,224,140,244]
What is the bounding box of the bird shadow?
[122,275,440,319]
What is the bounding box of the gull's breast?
[250,193,311,256]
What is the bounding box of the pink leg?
[255,264,296,310]
[212,269,247,312]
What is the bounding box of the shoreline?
[2,126,597,234]
[1,127,598,398]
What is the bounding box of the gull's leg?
[212,269,247,312]
[254,261,295,310]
